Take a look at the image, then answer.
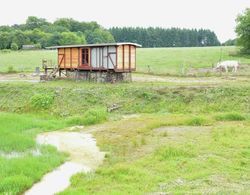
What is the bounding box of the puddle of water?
[25,131,104,195]
[36,132,104,168]
[25,162,90,195]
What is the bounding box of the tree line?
[0,16,115,50]
[0,16,222,50]
[109,27,220,47]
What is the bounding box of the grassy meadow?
[0,50,57,73]
[0,47,250,194]
[0,46,250,75]
[137,46,250,75]
[0,79,250,194]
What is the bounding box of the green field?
[137,46,250,75]
[0,46,250,75]
[0,47,250,194]
[0,50,57,73]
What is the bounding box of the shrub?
[215,112,245,121]
[30,94,54,110]
[7,66,16,73]
[35,43,42,49]
[10,43,18,51]
[186,116,207,126]
[67,107,108,126]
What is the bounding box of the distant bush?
[35,43,42,49]
[10,43,18,51]
[215,112,245,121]
[67,107,108,126]
[30,94,54,110]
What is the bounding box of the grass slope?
[0,81,250,116]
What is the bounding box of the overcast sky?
[1,0,249,42]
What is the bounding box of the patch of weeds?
[141,136,146,145]
[67,107,108,126]
[135,90,161,101]
[162,131,168,137]
[185,116,208,126]
[215,112,245,121]
[30,94,54,110]
[0,175,32,194]
[156,146,193,160]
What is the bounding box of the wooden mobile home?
[46,42,141,74]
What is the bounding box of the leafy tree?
[11,31,31,48]
[86,29,115,44]
[25,16,49,30]
[236,8,250,53]
[0,32,11,49]
[59,32,86,45]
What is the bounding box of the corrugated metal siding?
[90,46,116,69]
[108,46,116,69]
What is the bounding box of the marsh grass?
[0,112,68,194]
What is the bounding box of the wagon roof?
[46,42,142,49]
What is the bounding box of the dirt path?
[25,131,105,195]
[0,73,39,83]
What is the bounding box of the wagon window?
[82,48,89,65]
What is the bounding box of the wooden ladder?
[48,66,59,79]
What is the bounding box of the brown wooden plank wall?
[117,45,136,71]
[58,48,79,68]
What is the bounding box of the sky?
[0,0,249,42]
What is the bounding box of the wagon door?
[107,46,116,69]
[80,48,90,68]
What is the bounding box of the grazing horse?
[214,60,239,72]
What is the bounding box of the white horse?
[214,60,239,73]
